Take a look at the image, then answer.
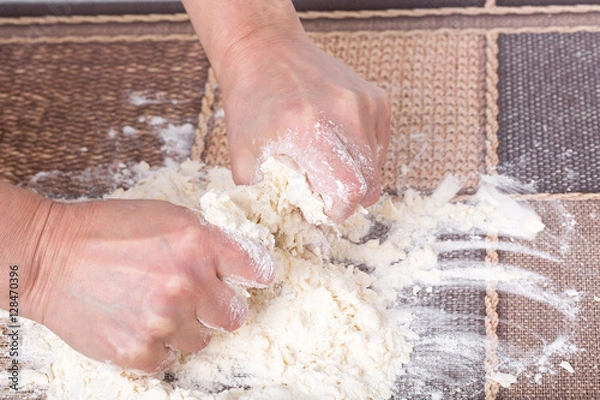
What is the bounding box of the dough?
[3,157,544,399]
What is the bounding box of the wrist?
[183,0,306,82]
[21,201,81,324]
[0,184,54,321]
[217,27,308,94]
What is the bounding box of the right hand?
[219,33,390,223]
[25,199,274,373]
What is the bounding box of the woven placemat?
[496,199,600,399]
[497,32,600,194]
[0,32,208,199]
[1,3,600,399]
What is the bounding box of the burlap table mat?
[2,3,600,399]
[0,25,208,199]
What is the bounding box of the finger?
[195,278,249,332]
[376,99,392,169]
[211,227,275,287]
[354,92,388,207]
[342,133,380,207]
[310,159,367,223]
[133,342,178,374]
[166,321,212,353]
[359,167,381,207]
[229,134,261,186]
[269,122,369,223]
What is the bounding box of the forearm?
[0,181,52,319]
[181,0,304,79]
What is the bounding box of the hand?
[26,199,274,373]
[219,33,391,223]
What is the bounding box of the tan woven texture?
[1,4,600,399]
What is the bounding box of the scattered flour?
[149,116,168,126]
[159,123,196,161]
[122,126,138,137]
[559,361,575,374]
[129,92,180,106]
[2,158,553,399]
[490,371,518,388]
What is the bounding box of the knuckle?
[143,312,178,339]
[174,223,204,248]
[277,98,319,126]
[334,88,362,114]
[339,86,360,103]
[149,275,192,311]
[362,85,390,118]
[113,337,154,371]
[163,274,193,299]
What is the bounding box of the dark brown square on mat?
[496,32,600,194]
[0,39,208,198]
[496,199,600,399]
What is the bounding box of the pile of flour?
[2,158,546,399]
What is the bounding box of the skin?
[0,0,390,373]
[182,0,391,222]
[0,182,274,373]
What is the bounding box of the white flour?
[1,158,563,399]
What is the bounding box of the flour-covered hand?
[182,0,391,223]
[220,35,391,223]
[25,199,274,373]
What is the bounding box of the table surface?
[1,3,599,399]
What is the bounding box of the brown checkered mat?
[0,26,207,198]
[1,3,600,399]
